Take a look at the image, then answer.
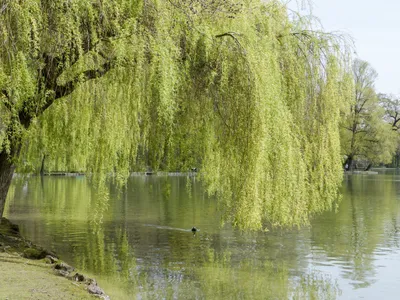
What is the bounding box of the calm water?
[4,172,400,299]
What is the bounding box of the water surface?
[5,172,400,299]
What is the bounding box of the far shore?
[13,171,199,177]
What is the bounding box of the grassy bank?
[0,218,106,299]
[0,252,94,299]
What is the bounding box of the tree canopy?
[0,0,354,229]
[340,59,397,170]
[379,93,400,167]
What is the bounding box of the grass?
[0,252,95,299]
[0,218,99,299]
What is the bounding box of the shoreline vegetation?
[15,168,390,178]
[344,170,379,175]
[0,218,109,299]
[13,171,199,177]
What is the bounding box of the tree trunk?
[40,154,46,176]
[344,155,354,171]
[365,163,372,171]
[0,151,16,219]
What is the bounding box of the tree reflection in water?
[7,174,400,298]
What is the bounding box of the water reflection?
[5,174,400,299]
[309,174,400,291]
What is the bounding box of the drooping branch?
[0,3,8,15]
[0,89,12,112]
[53,61,113,103]
[18,58,114,129]
[14,25,121,128]
[215,32,244,52]
[215,31,253,85]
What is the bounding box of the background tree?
[378,93,400,167]
[340,59,397,170]
[379,94,400,130]
[1,0,353,229]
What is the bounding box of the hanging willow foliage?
[0,0,353,229]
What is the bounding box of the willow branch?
[18,59,113,128]
[0,89,12,112]
[215,32,244,51]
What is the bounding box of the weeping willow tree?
[0,0,353,229]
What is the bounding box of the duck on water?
[143,224,199,233]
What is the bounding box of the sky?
[290,0,400,95]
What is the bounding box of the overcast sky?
[290,0,400,95]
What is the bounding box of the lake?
[5,171,400,299]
